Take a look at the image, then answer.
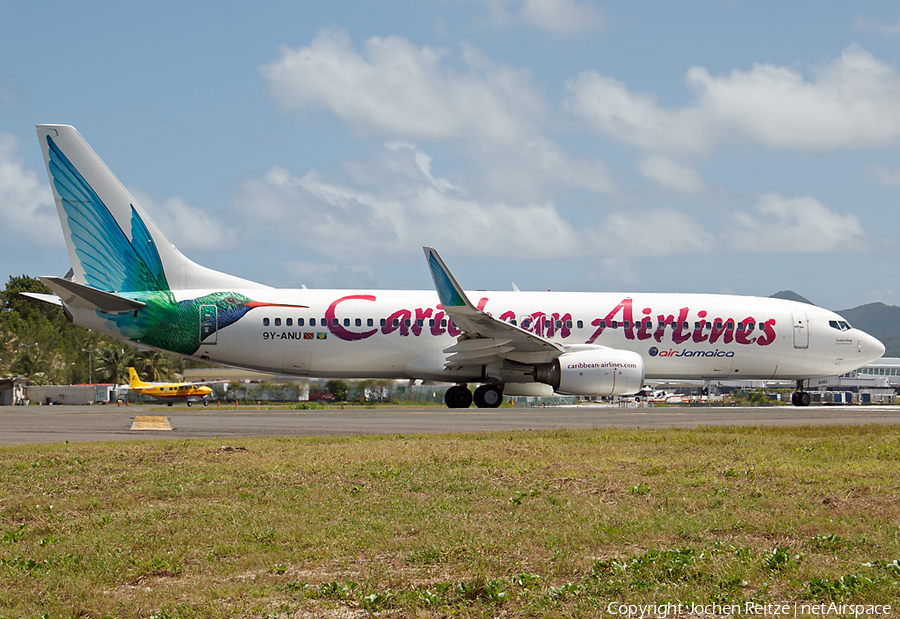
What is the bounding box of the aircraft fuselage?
[76,288,876,384]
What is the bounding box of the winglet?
[423,247,473,309]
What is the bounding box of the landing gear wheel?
[445,385,473,408]
[474,384,503,408]
[791,391,811,407]
[167,402,173,407]
[203,399,209,407]
[187,401,192,407]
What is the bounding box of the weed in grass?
[629,482,651,495]
[805,574,876,601]
[548,581,581,600]
[761,546,798,572]
[419,588,443,606]
[456,576,510,604]
[867,559,900,576]
[318,580,358,600]
[512,571,542,588]
[359,588,395,610]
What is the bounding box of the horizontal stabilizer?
[40,276,145,313]
[20,292,62,306]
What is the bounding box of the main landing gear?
[791,381,811,407]
[445,384,504,409]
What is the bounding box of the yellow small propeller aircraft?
[127,367,213,406]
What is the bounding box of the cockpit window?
[829,320,852,331]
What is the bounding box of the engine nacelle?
[533,348,644,396]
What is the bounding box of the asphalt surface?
[1,403,900,445]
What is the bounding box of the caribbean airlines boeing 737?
[26,125,885,408]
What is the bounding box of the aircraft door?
[792,310,808,349]
[200,305,217,344]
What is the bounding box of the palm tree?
[96,345,134,385]
[135,351,172,382]
[12,350,48,383]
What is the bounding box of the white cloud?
[564,71,715,153]
[234,139,869,265]
[0,133,61,248]
[728,194,865,253]
[638,156,706,195]
[481,0,606,37]
[588,208,716,257]
[853,15,900,37]
[469,138,615,201]
[131,191,239,252]
[233,142,578,262]
[260,30,617,200]
[567,44,900,153]
[260,29,543,145]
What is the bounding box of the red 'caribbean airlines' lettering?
[323,294,779,348]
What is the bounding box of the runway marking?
[130,416,172,431]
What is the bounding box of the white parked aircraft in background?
[26,125,885,408]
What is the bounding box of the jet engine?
[533,348,644,396]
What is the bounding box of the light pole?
[82,348,98,384]
[65,362,76,384]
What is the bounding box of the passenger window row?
[262,316,768,331]
[593,320,764,331]
[262,317,455,328]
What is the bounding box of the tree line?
[0,276,185,385]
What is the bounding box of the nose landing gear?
[791,381,811,407]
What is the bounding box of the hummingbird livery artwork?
[25,125,884,409]
[43,132,302,356]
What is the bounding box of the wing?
[423,247,564,368]
[45,134,169,293]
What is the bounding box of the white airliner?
[26,125,885,408]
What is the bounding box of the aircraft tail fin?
[128,367,151,389]
[35,125,267,293]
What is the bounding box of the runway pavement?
[1,403,900,445]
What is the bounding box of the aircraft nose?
[863,331,885,363]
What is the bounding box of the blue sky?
[3,1,900,310]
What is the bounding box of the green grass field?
[1,426,898,618]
